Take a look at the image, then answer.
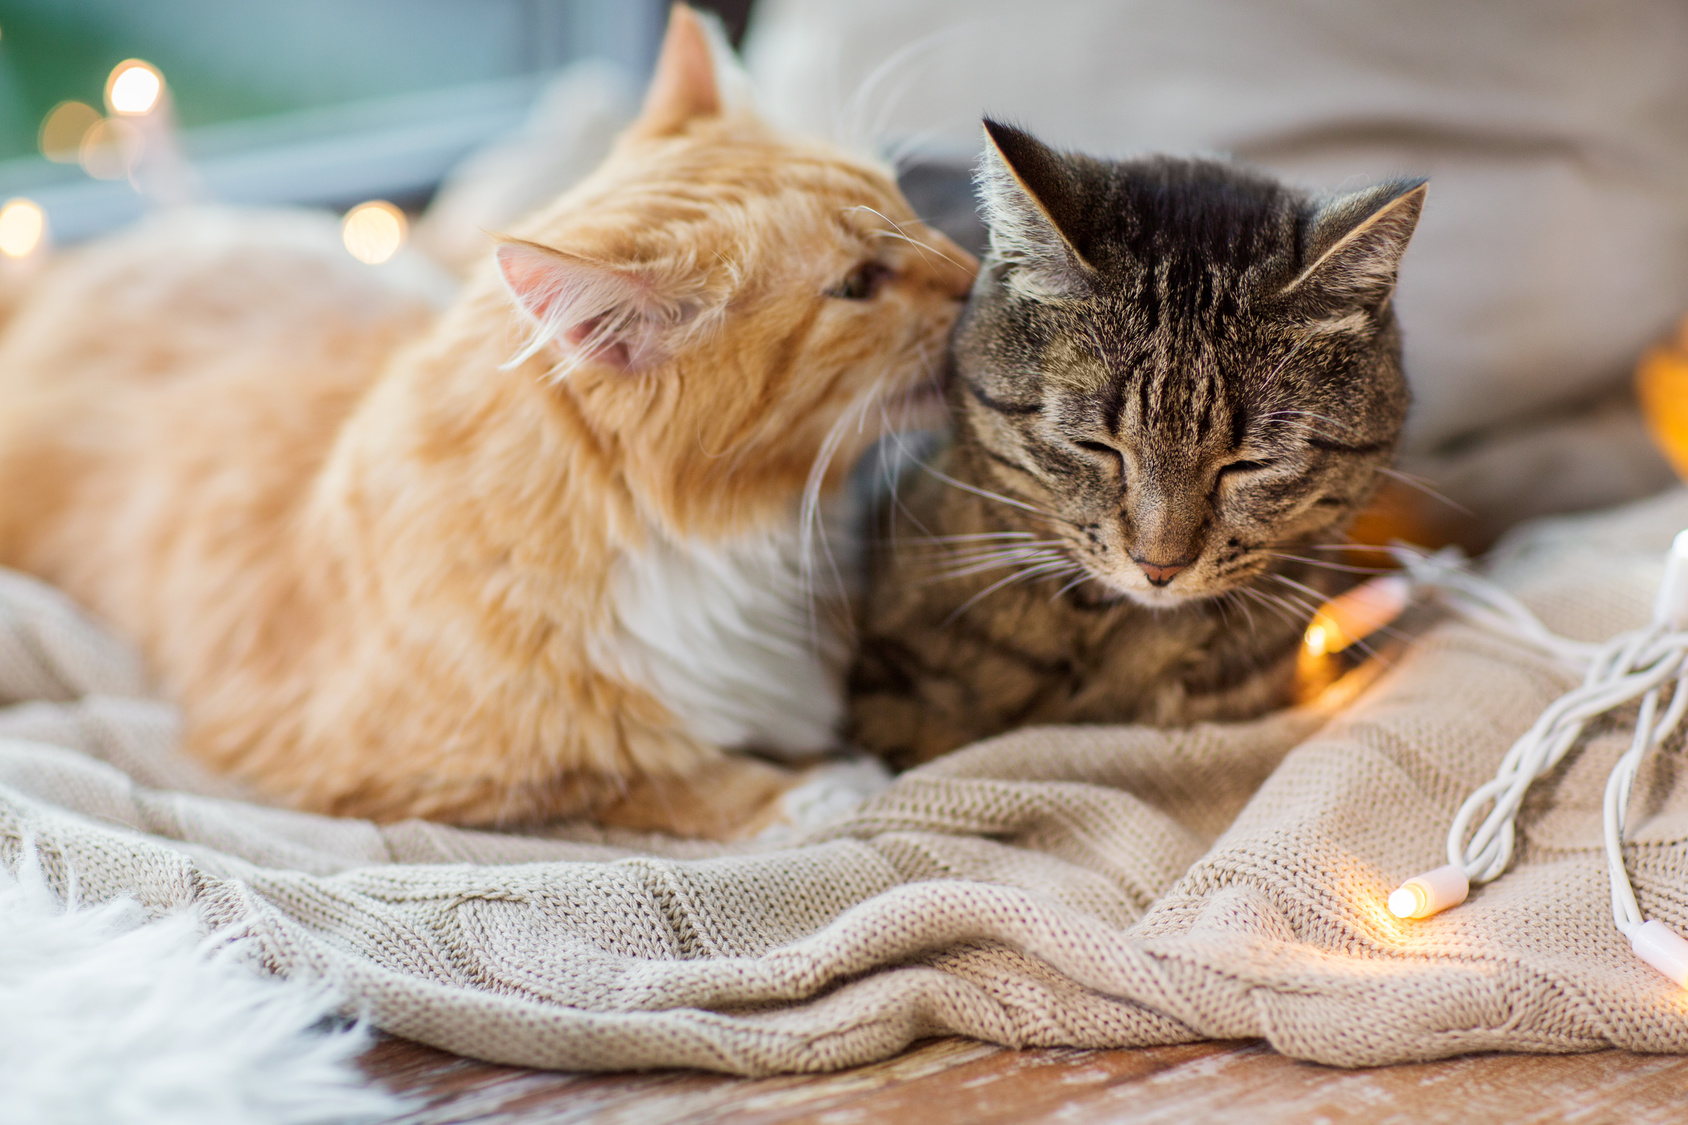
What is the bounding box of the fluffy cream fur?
[0,846,403,1125]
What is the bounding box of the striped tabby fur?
[850,120,1426,767]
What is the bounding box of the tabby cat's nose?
[1134,558,1188,586]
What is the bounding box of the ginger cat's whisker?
[846,210,974,275]
[798,379,884,632]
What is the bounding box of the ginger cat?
[0,6,974,837]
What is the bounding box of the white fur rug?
[0,846,410,1125]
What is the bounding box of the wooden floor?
[364,1035,1688,1123]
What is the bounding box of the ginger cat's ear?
[628,4,722,139]
[497,240,696,373]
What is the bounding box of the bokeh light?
[341,201,407,265]
[78,118,142,180]
[1304,622,1330,658]
[39,101,102,163]
[106,60,164,116]
[0,199,47,258]
[1639,329,1688,482]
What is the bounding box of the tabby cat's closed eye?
[1074,440,1124,470]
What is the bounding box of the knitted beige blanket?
[4,491,1688,1075]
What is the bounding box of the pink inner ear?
[564,316,632,368]
[497,243,570,324]
[495,241,657,371]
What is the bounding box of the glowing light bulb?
[39,101,102,163]
[1302,574,1412,657]
[1303,623,1329,658]
[0,199,46,259]
[106,60,164,115]
[341,201,407,265]
[1387,864,1469,920]
[1639,331,1688,482]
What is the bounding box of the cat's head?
[954,119,1425,608]
[492,5,976,538]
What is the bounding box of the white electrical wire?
[1379,531,1688,985]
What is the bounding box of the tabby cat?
[0,6,974,836]
[850,120,1425,767]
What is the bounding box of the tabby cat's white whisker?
[942,558,1083,624]
[919,548,1068,573]
[918,460,1072,526]
[1266,572,1330,610]
[1221,589,1260,634]
[873,404,945,543]
[930,548,1067,574]
[1049,571,1095,602]
[1376,466,1472,515]
[1238,586,1303,628]
[906,537,1064,559]
[1264,552,1395,575]
[912,531,1038,544]
[925,548,1068,583]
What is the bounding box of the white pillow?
[744,0,1688,454]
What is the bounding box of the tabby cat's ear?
[628,4,722,139]
[977,119,1098,299]
[496,240,696,373]
[1281,179,1428,305]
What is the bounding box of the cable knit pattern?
[2,489,1688,1073]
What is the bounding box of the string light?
[0,199,45,258]
[1303,574,1411,657]
[1638,324,1688,481]
[106,60,164,116]
[341,201,407,265]
[1386,864,1468,919]
[1382,532,1688,989]
[1290,537,1688,986]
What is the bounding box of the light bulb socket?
[1653,530,1688,630]
[1388,864,1470,919]
[1632,919,1688,987]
